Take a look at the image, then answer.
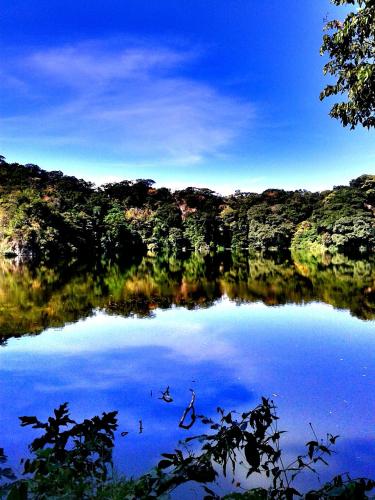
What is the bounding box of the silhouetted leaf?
[244,438,261,470]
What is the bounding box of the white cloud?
[0,41,254,167]
[28,44,188,84]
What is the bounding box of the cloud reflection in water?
[1,300,374,487]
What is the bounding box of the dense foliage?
[320,0,375,128]
[292,176,375,256]
[1,399,374,499]
[0,157,374,259]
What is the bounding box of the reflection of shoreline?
[0,251,374,343]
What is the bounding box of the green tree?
[320,0,375,128]
[101,204,141,256]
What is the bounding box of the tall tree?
[320,0,375,128]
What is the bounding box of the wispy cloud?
[26,41,194,87]
[1,40,254,167]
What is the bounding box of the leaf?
[18,416,40,428]
[6,482,28,500]
[306,440,318,459]
[201,418,212,425]
[285,486,302,498]
[223,413,233,424]
[318,445,331,455]
[203,485,217,498]
[244,440,261,470]
[161,453,176,459]
[157,459,173,469]
[0,467,16,480]
[328,434,340,444]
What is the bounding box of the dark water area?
[0,251,374,495]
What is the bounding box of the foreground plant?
[0,399,374,499]
[1,403,118,499]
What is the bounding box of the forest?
[0,156,374,260]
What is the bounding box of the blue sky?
[0,0,373,193]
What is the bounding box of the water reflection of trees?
[0,251,374,343]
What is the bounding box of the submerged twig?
[179,390,196,430]
[159,386,173,403]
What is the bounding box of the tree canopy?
[0,157,373,260]
[320,0,375,128]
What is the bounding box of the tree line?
[0,156,374,260]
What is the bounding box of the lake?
[0,251,374,495]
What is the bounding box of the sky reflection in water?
[1,298,375,492]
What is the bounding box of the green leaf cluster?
[320,0,375,128]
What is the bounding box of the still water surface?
[0,252,374,493]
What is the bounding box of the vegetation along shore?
[0,157,374,261]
